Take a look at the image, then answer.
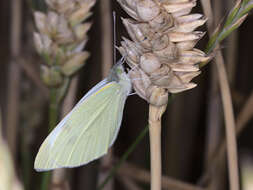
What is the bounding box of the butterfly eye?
[116,67,123,74]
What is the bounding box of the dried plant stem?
[117,176,143,190]
[6,63,21,157]
[41,89,60,190]
[201,1,239,190]
[200,0,213,29]
[148,104,167,190]
[236,91,253,131]
[226,0,238,85]
[215,52,239,190]
[226,33,238,84]
[119,162,205,190]
[204,75,222,168]
[199,90,253,187]
[98,0,114,189]
[149,122,161,190]
[201,0,222,172]
[100,0,113,77]
[6,0,22,159]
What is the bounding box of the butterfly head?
[108,61,132,95]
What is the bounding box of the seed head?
[118,0,211,106]
[34,0,96,87]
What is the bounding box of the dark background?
[0,0,252,190]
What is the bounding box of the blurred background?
[0,0,253,190]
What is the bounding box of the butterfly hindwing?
[34,81,127,171]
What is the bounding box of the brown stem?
[118,161,205,190]
[100,0,113,77]
[98,0,113,189]
[199,90,253,188]
[236,91,253,131]
[226,0,238,85]
[117,176,143,190]
[200,1,240,190]
[201,1,223,184]
[6,0,22,159]
[216,52,239,190]
[148,104,167,190]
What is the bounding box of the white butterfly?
[34,61,132,171]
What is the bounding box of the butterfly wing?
[34,81,128,171]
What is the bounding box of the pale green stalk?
[40,89,60,190]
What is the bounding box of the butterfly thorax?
[108,64,132,96]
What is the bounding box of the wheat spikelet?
[118,0,210,106]
[34,0,95,87]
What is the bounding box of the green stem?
[41,172,51,190]
[49,89,59,132]
[97,125,149,190]
[40,88,59,190]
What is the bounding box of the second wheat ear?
[117,0,210,190]
[33,1,96,190]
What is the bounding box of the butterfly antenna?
[113,11,116,66]
[113,12,126,66]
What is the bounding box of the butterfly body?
[34,63,131,171]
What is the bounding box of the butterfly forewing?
[34,81,126,171]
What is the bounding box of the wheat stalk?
[117,0,210,189]
[33,0,96,189]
